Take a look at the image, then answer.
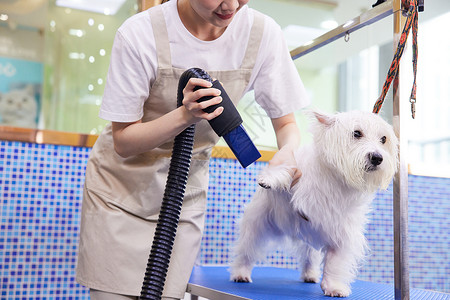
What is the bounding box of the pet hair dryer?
[192,69,261,168]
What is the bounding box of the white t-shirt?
[99,0,309,122]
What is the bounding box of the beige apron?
[76,5,264,298]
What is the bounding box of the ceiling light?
[69,52,79,59]
[343,20,355,28]
[69,52,86,59]
[56,0,127,16]
[320,20,338,30]
[0,14,8,22]
[69,29,85,37]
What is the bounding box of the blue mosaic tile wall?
[0,141,90,299]
[0,140,449,299]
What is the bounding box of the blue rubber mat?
[188,266,450,300]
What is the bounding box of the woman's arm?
[270,113,302,185]
[112,78,223,158]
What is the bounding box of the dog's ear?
[313,111,335,127]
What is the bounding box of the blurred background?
[1,0,449,176]
[0,0,450,176]
[0,1,449,299]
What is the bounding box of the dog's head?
[310,110,399,192]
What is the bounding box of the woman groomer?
[76,0,310,299]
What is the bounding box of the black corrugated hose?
[139,68,213,300]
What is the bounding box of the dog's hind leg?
[229,222,272,283]
[229,253,256,283]
[229,200,277,283]
[299,244,322,283]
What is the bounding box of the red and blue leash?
[372,0,419,118]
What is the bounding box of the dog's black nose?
[370,152,383,166]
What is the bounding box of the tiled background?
[0,141,449,299]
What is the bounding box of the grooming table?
[187,266,450,300]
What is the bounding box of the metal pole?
[392,0,410,299]
[290,0,394,59]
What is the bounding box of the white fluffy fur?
[229,110,399,297]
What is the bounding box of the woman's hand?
[182,78,223,122]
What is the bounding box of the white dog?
[229,110,399,297]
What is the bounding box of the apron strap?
[149,5,172,69]
[241,10,265,70]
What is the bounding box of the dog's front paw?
[229,266,253,283]
[321,278,351,297]
[257,165,293,191]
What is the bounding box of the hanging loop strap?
[409,0,418,118]
[372,0,419,118]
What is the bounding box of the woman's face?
[189,0,249,27]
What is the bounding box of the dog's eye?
[353,130,363,139]
[380,136,386,144]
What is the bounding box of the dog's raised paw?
[258,181,271,189]
[257,165,293,191]
[257,174,274,189]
